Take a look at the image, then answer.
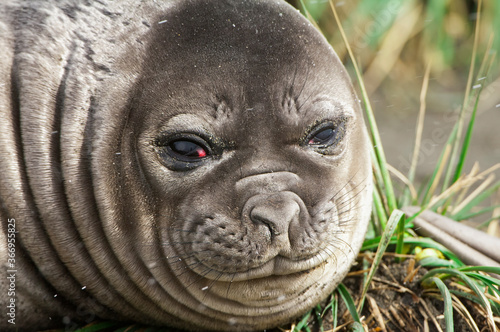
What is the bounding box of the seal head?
[124,1,373,328]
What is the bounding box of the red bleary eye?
[169,140,208,159]
[196,148,207,158]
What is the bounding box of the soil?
[275,255,494,332]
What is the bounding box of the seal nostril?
[250,214,281,236]
[248,197,301,238]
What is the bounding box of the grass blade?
[451,85,482,184]
[442,0,483,190]
[459,266,500,276]
[314,304,324,332]
[293,310,312,332]
[402,61,432,207]
[324,293,338,331]
[421,139,453,206]
[452,180,500,220]
[395,210,406,262]
[450,290,500,317]
[372,184,388,231]
[358,209,403,312]
[421,268,497,331]
[454,204,500,221]
[336,283,361,323]
[430,277,454,331]
[418,256,460,268]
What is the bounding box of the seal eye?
[169,140,208,160]
[306,120,346,149]
[155,133,217,171]
[308,128,336,145]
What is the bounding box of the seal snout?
[249,192,300,237]
[242,190,310,259]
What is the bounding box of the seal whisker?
[329,238,354,259]
[331,178,366,206]
[328,237,356,257]
[168,257,211,278]
[336,203,363,219]
[141,240,205,247]
[333,184,367,212]
[337,218,356,227]
[184,266,216,291]
[329,168,363,201]
[225,273,236,299]
[316,245,339,271]
[201,272,224,302]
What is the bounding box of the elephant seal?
[0,0,372,330]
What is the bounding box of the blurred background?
[286,0,500,193]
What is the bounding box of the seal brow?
[295,65,311,113]
[281,65,311,115]
[207,92,236,120]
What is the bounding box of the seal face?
[0,0,372,331]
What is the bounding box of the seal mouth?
[183,243,350,282]
[170,254,349,319]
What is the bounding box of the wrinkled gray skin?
[0,0,372,330]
